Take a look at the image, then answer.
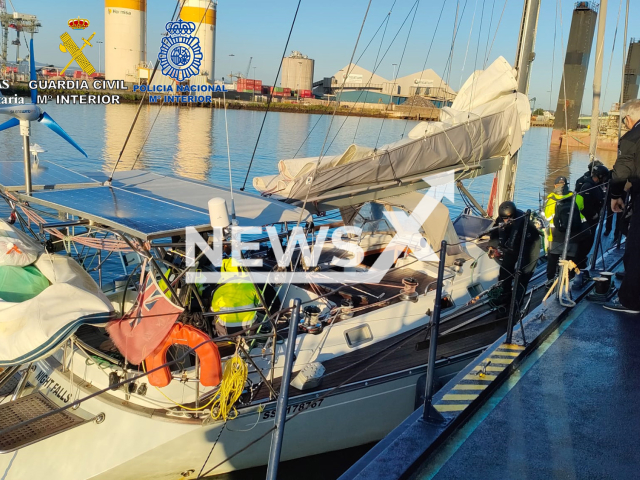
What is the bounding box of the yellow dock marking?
[450,384,488,390]
[488,356,515,364]
[500,344,525,351]
[442,394,479,401]
[434,404,467,412]
[472,366,506,373]
[463,374,496,381]
[492,351,520,357]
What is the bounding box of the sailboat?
[0,2,544,478]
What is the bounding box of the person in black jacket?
[487,201,541,308]
[574,164,609,273]
[604,100,640,314]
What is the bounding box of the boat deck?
[253,267,549,403]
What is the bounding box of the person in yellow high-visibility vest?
[211,257,261,336]
[544,176,586,282]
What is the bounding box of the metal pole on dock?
[423,240,447,423]
[506,210,531,344]
[265,298,301,480]
[590,182,609,271]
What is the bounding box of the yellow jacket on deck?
[211,258,260,327]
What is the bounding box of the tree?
[532,108,544,116]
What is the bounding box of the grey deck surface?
[427,301,640,480]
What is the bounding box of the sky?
[7,0,639,113]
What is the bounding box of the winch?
[300,305,323,334]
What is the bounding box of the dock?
[340,247,632,480]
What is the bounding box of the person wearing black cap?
[604,99,640,314]
[573,163,609,276]
[544,176,585,282]
[487,201,541,308]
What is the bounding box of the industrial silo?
[104,0,146,82]
[623,39,640,103]
[180,0,217,84]
[552,2,597,132]
[281,51,314,92]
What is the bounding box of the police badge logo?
[158,19,203,81]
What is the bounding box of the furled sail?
[253,57,530,208]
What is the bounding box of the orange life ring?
[145,323,222,388]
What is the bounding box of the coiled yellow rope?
[210,351,248,421]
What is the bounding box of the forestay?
[253,57,530,207]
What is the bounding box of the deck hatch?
[344,324,373,348]
[0,393,91,453]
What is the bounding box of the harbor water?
[0,104,620,479]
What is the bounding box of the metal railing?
[265,299,301,480]
[422,240,447,423]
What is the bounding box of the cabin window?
[344,324,373,348]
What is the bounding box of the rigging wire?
[617,0,629,139]
[374,0,421,150]
[107,0,187,182]
[482,0,498,68]
[400,0,449,138]
[484,0,509,63]
[557,0,570,162]
[222,87,236,221]
[290,1,399,159]
[353,0,397,144]
[271,0,374,337]
[600,0,623,125]
[130,0,214,171]
[321,1,431,156]
[458,0,480,91]
[545,0,560,164]
[240,0,302,191]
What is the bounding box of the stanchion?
[422,240,447,423]
[506,209,531,344]
[589,182,609,271]
[265,299,301,480]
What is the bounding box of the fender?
[145,323,222,388]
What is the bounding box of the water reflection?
[103,104,151,171]
[543,144,618,196]
[174,107,214,181]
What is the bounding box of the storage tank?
[281,51,314,92]
[552,2,597,131]
[180,0,217,84]
[623,39,640,103]
[104,0,146,82]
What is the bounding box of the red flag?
[107,267,183,365]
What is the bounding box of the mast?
[491,0,540,215]
[589,0,607,159]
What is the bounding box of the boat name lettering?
[261,399,324,420]
[34,370,72,403]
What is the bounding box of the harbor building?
[315,64,455,107]
[281,51,314,92]
[180,0,217,85]
[104,0,146,82]
[552,1,598,132]
[623,38,640,103]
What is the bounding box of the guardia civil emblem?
[158,19,203,81]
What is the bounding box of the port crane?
[228,56,253,81]
[0,0,41,72]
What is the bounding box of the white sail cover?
[254,57,530,204]
[0,221,113,366]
